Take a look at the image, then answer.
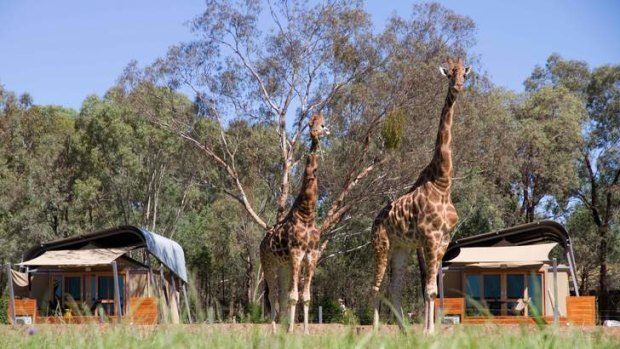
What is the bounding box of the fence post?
[318,306,322,324]
[112,261,122,321]
[552,258,559,325]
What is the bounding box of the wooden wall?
[566,296,596,326]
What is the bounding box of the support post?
[566,250,579,297]
[568,243,580,296]
[112,261,122,321]
[170,275,180,324]
[318,306,323,324]
[126,269,131,316]
[552,258,559,325]
[6,263,16,325]
[159,267,169,323]
[182,284,192,324]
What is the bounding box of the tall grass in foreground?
[0,324,618,349]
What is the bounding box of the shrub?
[0,295,8,324]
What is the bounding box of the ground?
[1,323,619,348]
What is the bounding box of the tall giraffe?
[260,113,328,334]
[370,57,471,333]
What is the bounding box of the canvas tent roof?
[22,226,187,282]
[448,242,557,267]
[444,220,572,263]
[19,247,133,267]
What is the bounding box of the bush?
[246,303,263,323]
[0,295,8,324]
[357,304,373,325]
[341,308,359,325]
[319,299,344,323]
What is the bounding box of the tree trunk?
[597,225,609,321]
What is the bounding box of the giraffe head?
[439,57,471,93]
[309,113,329,140]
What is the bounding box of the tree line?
[1,1,618,321]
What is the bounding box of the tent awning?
[19,247,133,267]
[448,242,557,266]
[22,226,188,282]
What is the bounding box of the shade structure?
[19,247,133,267]
[23,226,188,283]
[448,242,557,267]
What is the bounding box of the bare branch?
[318,242,370,265]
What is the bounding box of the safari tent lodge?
[436,220,596,325]
[6,226,190,325]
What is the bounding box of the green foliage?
[319,298,344,323]
[381,109,405,150]
[341,308,359,325]
[0,296,8,324]
[245,303,263,323]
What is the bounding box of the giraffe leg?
[301,250,320,335]
[263,260,279,333]
[371,223,390,330]
[287,252,303,333]
[389,246,410,331]
[277,265,291,330]
[422,235,448,335]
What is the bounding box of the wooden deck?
[436,297,591,326]
[7,297,158,325]
[463,315,568,325]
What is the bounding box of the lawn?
[1,324,619,349]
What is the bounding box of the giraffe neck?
[412,87,458,192]
[290,138,320,223]
[430,88,458,191]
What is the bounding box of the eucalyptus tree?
[512,85,586,223]
[132,0,392,245]
[580,64,620,319]
[526,54,620,318]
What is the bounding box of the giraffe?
[260,113,328,334]
[370,57,471,334]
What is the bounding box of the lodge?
[437,220,596,325]
[6,226,190,325]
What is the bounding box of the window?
[465,271,543,317]
[483,274,501,315]
[64,276,82,302]
[465,274,481,315]
[527,274,543,317]
[507,274,525,315]
[96,276,125,316]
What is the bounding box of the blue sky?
[1,0,619,110]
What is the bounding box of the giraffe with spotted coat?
[260,113,328,334]
[371,57,471,334]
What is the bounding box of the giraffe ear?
[464,66,472,76]
[439,67,450,77]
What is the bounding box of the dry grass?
[0,323,619,348]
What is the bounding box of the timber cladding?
[7,298,37,323]
[435,297,465,321]
[566,296,596,326]
[129,297,158,325]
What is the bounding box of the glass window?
[527,274,543,317]
[97,276,125,316]
[465,274,481,315]
[64,276,82,302]
[507,274,525,299]
[483,274,501,315]
[98,277,115,299]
